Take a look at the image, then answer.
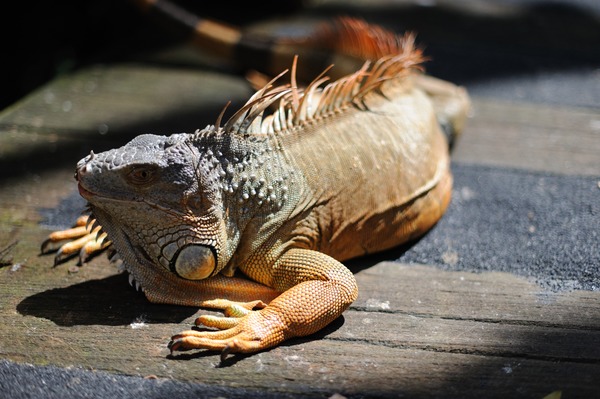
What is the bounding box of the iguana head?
[75,132,231,283]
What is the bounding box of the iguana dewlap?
[43,13,470,360]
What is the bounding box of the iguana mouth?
[78,183,94,200]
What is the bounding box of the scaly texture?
[43,14,470,360]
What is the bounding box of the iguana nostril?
[173,244,216,280]
[75,160,93,179]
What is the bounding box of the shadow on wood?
[16,273,199,326]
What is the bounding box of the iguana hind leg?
[413,74,471,147]
[169,248,358,359]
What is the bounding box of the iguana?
[42,1,470,360]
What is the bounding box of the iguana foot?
[168,305,285,361]
[41,215,112,265]
[168,299,278,360]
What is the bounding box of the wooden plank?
[354,262,600,330]
[453,97,600,176]
[0,64,252,169]
[2,225,599,397]
[1,166,598,397]
[1,63,599,397]
[1,64,251,135]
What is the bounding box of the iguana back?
[237,63,451,265]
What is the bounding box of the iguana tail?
[130,0,469,145]
[129,0,421,77]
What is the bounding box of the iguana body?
[43,7,469,359]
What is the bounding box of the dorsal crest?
[221,38,422,136]
[307,16,421,61]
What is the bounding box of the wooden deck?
[1,5,599,398]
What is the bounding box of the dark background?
[1,0,599,111]
[0,1,303,111]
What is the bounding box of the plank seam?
[350,306,600,331]
[324,337,600,364]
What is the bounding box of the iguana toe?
[169,310,285,358]
[196,314,241,329]
[42,215,112,265]
[168,331,263,360]
[201,299,268,313]
[168,330,238,353]
[192,299,271,331]
[53,247,75,266]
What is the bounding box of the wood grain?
[1,63,599,398]
[453,98,600,176]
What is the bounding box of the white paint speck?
[130,322,146,329]
[366,299,390,310]
[255,357,264,372]
[284,355,309,367]
[130,315,148,329]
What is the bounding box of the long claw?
[41,238,59,254]
[221,342,234,362]
[78,246,91,266]
[78,235,111,265]
[168,338,187,354]
[54,247,75,266]
[42,215,112,266]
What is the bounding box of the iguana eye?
[126,166,157,185]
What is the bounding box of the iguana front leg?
[169,248,358,359]
[40,215,112,265]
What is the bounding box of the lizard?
[41,2,470,360]
[42,0,469,264]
